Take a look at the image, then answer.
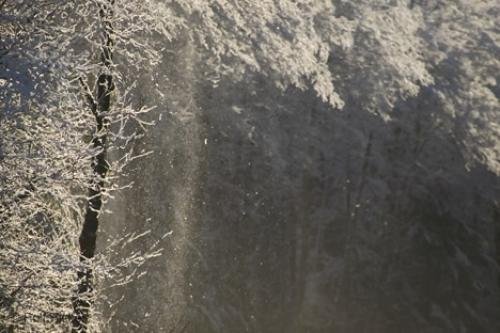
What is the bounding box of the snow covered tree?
[1,0,498,332]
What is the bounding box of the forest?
[1,0,499,332]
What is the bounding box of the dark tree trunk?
[72,1,114,331]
